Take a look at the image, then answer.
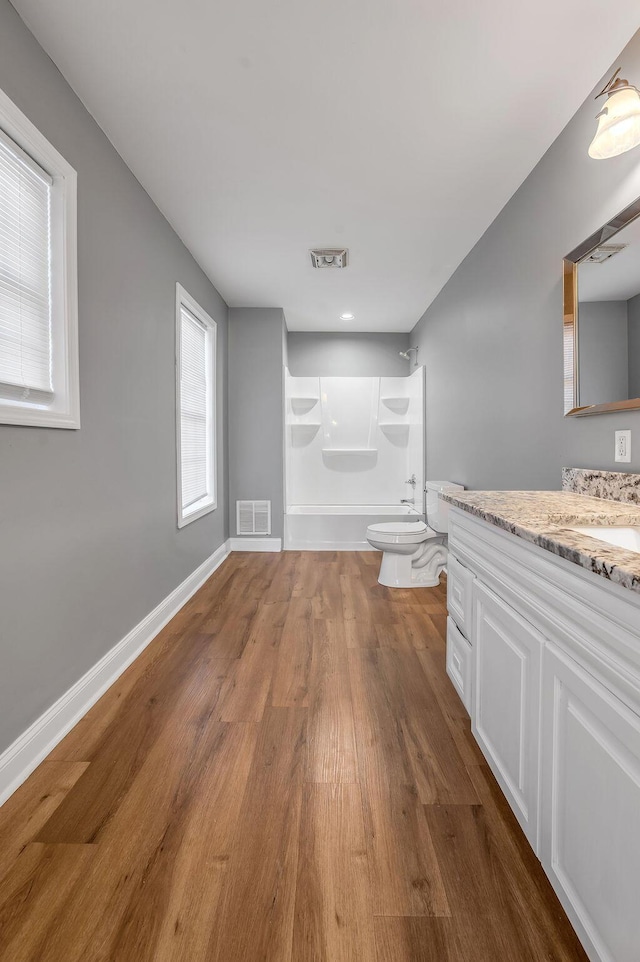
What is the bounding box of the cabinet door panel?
[473,582,542,850]
[447,553,473,637]
[446,616,472,714]
[541,643,640,962]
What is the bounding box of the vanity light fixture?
[588,67,640,159]
[340,312,355,320]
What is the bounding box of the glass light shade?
[588,86,640,159]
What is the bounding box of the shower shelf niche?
[380,396,410,413]
[287,420,321,427]
[379,422,409,433]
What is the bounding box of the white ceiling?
[11,0,640,331]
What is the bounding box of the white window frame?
[0,88,79,429]
[176,284,217,527]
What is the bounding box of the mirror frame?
[563,194,640,416]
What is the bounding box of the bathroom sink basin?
[568,526,640,553]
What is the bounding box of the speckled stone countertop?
[441,490,640,594]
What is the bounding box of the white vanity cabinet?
[447,505,640,962]
[473,581,542,850]
[446,552,475,712]
[541,642,640,962]
[446,616,472,712]
[446,552,474,637]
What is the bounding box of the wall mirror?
[564,195,640,416]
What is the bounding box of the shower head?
[399,346,419,366]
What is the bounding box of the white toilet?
[366,480,464,588]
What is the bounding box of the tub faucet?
[402,474,417,505]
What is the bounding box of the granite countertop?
[441,490,640,594]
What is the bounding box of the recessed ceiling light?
[340,312,355,320]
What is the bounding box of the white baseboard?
[0,539,231,808]
[229,538,282,552]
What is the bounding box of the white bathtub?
[285,504,424,550]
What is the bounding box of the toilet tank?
[425,480,464,533]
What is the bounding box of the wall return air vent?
[309,248,348,269]
[236,500,271,535]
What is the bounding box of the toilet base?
[377,540,448,589]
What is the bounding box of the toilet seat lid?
[367,520,431,544]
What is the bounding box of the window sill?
[0,398,80,429]
[178,497,217,528]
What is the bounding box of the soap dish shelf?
[380,396,409,413]
[379,423,410,433]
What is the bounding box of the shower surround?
[284,368,424,549]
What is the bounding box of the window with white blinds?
[0,88,79,428]
[563,318,576,413]
[0,127,53,404]
[176,286,216,526]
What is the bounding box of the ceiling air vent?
[236,500,271,536]
[583,243,628,264]
[310,248,348,269]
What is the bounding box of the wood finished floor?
[0,551,588,961]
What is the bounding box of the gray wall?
[228,308,286,541]
[411,30,640,488]
[282,315,289,370]
[629,293,640,400]
[578,301,629,406]
[288,332,411,376]
[0,0,229,755]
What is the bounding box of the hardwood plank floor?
[206,706,306,962]
[0,551,587,961]
[0,761,88,883]
[348,648,450,917]
[378,649,479,805]
[0,844,97,962]
[293,783,375,961]
[304,619,358,784]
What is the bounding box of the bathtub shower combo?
[284,369,425,550]
[284,368,461,586]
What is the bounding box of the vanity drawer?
[446,616,472,714]
[447,552,474,637]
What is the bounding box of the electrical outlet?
[615,430,631,463]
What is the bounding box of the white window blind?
[179,304,211,511]
[563,318,575,413]
[0,125,53,404]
